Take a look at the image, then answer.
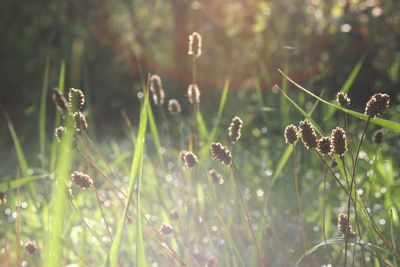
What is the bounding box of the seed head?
[168,99,181,115]
[0,191,7,206]
[184,152,198,168]
[208,169,223,184]
[337,213,356,238]
[169,209,179,220]
[187,84,200,104]
[317,137,332,155]
[159,223,173,236]
[372,129,384,144]
[364,93,390,117]
[150,74,165,106]
[336,91,351,108]
[68,88,85,111]
[228,116,243,144]
[52,89,68,114]
[188,32,202,58]
[205,256,217,267]
[71,171,93,189]
[55,126,66,142]
[24,240,38,254]
[211,142,232,165]
[179,151,188,163]
[298,120,318,149]
[284,124,298,144]
[331,127,348,156]
[73,111,88,132]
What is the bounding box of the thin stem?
[230,163,264,267]
[344,117,370,267]
[293,146,308,251]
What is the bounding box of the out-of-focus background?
[1,0,399,171]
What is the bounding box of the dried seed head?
[73,111,88,132]
[0,191,7,206]
[211,142,232,165]
[228,116,243,144]
[184,152,198,168]
[150,74,165,106]
[68,88,85,111]
[284,124,298,144]
[24,240,38,254]
[52,89,68,113]
[336,91,351,108]
[317,137,332,155]
[298,120,318,149]
[71,171,93,189]
[169,209,179,220]
[168,99,181,115]
[372,129,384,144]
[208,169,223,184]
[331,127,348,156]
[187,84,200,104]
[159,223,173,236]
[337,213,356,238]
[188,32,202,58]
[55,126,66,142]
[205,256,217,267]
[364,93,390,117]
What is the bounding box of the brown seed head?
[205,256,217,267]
[364,93,390,117]
[211,142,232,165]
[317,137,332,155]
[208,169,223,184]
[337,213,356,238]
[188,32,202,58]
[284,124,298,144]
[372,129,384,144]
[159,223,173,236]
[55,126,66,142]
[71,171,93,189]
[68,88,85,111]
[336,91,351,108]
[25,240,38,254]
[0,191,7,206]
[298,120,318,149]
[168,99,181,115]
[331,127,348,156]
[150,75,165,106]
[187,84,200,104]
[73,111,88,132]
[228,116,243,144]
[169,209,179,220]
[52,89,68,114]
[184,152,198,168]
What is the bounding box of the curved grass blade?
[196,110,209,140]
[39,54,51,168]
[109,90,149,267]
[136,145,147,267]
[0,175,48,191]
[295,237,397,266]
[279,70,400,132]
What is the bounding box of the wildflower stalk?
[344,117,370,267]
[293,146,308,251]
[230,163,263,267]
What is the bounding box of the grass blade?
[136,146,147,267]
[0,175,48,191]
[50,60,66,171]
[279,70,400,132]
[43,116,75,267]
[109,89,149,267]
[39,55,51,168]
